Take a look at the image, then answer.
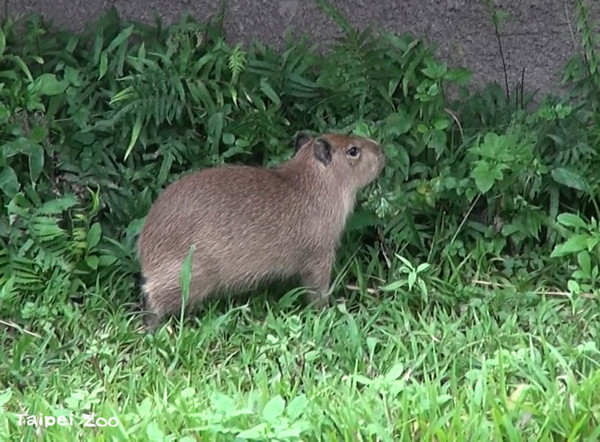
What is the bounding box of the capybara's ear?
[314,138,332,166]
[294,132,313,152]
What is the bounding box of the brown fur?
[137,132,385,329]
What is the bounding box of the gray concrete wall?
[3,0,599,96]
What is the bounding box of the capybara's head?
[294,132,386,190]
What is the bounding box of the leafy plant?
[379,255,433,302]
[551,213,600,295]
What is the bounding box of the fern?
[562,0,600,112]
[228,44,247,84]
[0,193,96,295]
[110,66,190,128]
[316,27,375,115]
[575,0,600,94]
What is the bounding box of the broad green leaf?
[385,363,405,382]
[106,25,134,53]
[430,129,447,156]
[287,394,308,421]
[277,427,304,438]
[0,388,11,407]
[72,131,96,145]
[551,167,590,193]
[422,58,447,79]
[388,78,400,96]
[30,73,68,96]
[0,103,10,123]
[471,163,498,193]
[567,279,580,293]
[98,255,118,267]
[379,280,405,292]
[416,263,431,273]
[221,144,247,159]
[86,223,102,249]
[434,118,450,130]
[208,112,223,154]
[180,387,195,399]
[28,144,44,182]
[99,51,108,80]
[0,166,19,197]
[157,152,174,185]
[38,195,78,214]
[346,210,380,232]
[408,271,417,289]
[383,111,412,136]
[145,421,165,442]
[32,223,64,238]
[550,234,590,257]
[64,66,83,86]
[137,398,152,417]
[556,213,588,230]
[92,28,104,65]
[577,251,591,276]
[262,395,285,421]
[9,55,33,82]
[29,126,48,144]
[259,78,281,107]
[0,26,5,58]
[395,254,413,268]
[86,255,98,270]
[237,423,267,439]
[353,121,371,138]
[2,138,34,158]
[444,67,472,84]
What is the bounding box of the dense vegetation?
[0,2,599,440]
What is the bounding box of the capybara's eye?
[346,146,360,157]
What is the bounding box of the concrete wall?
[3,0,599,96]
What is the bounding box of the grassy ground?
[2,273,600,440]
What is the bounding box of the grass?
[2,265,600,440]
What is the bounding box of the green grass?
[2,273,600,440]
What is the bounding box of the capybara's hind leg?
[141,278,213,331]
[140,276,183,331]
[141,284,165,332]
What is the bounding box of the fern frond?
[111,67,190,129]
[228,44,247,83]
